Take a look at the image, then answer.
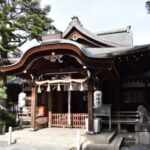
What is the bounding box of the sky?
[21,0,150,51]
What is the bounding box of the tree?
[0,0,52,57]
[0,0,53,105]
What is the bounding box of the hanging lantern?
[37,85,41,93]
[80,83,84,91]
[57,83,61,91]
[69,82,73,91]
[46,83,51,92]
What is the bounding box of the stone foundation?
[0,120,6,134]
[136,132,150,144]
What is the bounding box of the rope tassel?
[69,82,73,91]
[80,83,84,91]
[37,85,41,93]
[57,83,61,91]
[47,83,51,92]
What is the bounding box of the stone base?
[0,120,6,134]
[136,132,150,144]
[29,128,37,131]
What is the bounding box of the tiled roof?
[96,26,133,46]
[63,17,123,47]
[86,44,150,57]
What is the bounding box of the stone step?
[82,131,116,145]
[83,135,123,150]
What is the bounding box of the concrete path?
[0,128,84,150]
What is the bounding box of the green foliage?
[7,76,16,81]
[0,86,7,100]
[1,109,16,128]
[0,0,52,54]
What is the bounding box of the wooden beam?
[88,79,94,132]
[37,68,87,76]
[31,86,37,130]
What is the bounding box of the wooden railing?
[51,113,69,127]
[72,113,88,128]
[51,113,88,128]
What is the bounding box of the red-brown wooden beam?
[0,43,113,73]
[31,86,37,130]
[88,79,94,132]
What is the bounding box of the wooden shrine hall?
[1,17,150,132]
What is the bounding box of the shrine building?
[1,17,150,132]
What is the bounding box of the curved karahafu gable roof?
[0,39,150,74]
[0,39,113,73]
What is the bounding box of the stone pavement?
[0,128,83,150]
[1,128,150,150]
[121,145,150,150]
[0,142,67,150]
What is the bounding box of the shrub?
[1,109,16,128]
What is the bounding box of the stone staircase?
[82,131,123,150]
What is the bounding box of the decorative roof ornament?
[43,25,61,35]
[146,0,150,14]
[42,25,62,41]
[71,16,82,26]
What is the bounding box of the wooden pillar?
[31,86,37,130]
[47,92,52,127]
[88,79,94,132]
[68,90,71,126]
[145,81,150,109]
[113,80,121,111]
[57,91,63,112]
